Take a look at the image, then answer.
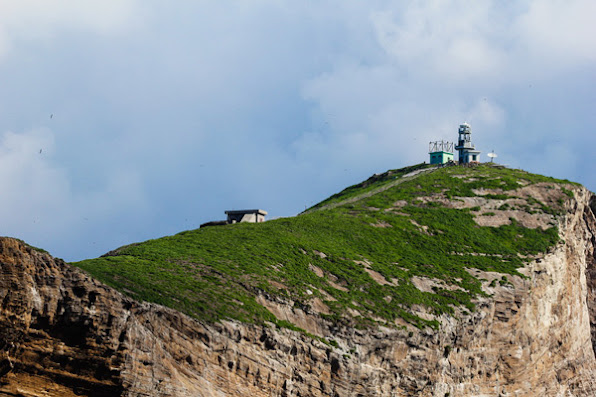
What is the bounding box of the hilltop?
[74,163,571,331]
[2,163,595,396]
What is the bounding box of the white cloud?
[370,3,505,81]
[0,1,594,260]
[0,0,141,58]
[468,98,506,127]
[370,0,596,83]
[0,129,70,231]
[516,0,596,65]
[0,129,63,194]
[0,128,149,258]
[295,0,595,191]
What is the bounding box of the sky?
[0,0,595,261]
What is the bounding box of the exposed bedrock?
[1,187,595,396]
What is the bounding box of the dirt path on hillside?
[303,165,439,214]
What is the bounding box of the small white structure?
[225,209,268,224]
[487,150,498,163]
[454,123,481,164]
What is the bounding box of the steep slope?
[75,164,566,331]
[1,164,596,396]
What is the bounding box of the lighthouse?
[454,122,481,164]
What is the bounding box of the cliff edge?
[1,166,596,396]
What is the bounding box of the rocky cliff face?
[1,186,596,396]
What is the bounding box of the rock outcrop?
[1,186,596,396]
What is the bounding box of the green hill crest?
[74,164,577,332]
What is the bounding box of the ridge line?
[302,165,440,214]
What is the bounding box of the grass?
[306,163,434,211]
[73,164,572,332]
[8,238,49,254]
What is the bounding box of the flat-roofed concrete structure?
[429,141,454,165]
[225,209,268,224]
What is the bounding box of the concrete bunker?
[200,209,268,228]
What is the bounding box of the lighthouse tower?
[454,122,481,164]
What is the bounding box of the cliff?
[1,165,596,396]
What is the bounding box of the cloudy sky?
[0,0,594,261]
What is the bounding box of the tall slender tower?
[454,122,481,164]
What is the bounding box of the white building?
[454,123,481,164]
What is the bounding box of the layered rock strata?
[1,187,596,396]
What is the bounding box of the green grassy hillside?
[73,164,576,331]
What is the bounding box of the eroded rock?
[1,186,596,396]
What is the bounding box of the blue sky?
[0,0,595,261]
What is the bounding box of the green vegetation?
[561,187,574,198]
[483,194,511,200]
[306,163,433,211]
[73,164,573,332]
[10,238,49,254]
